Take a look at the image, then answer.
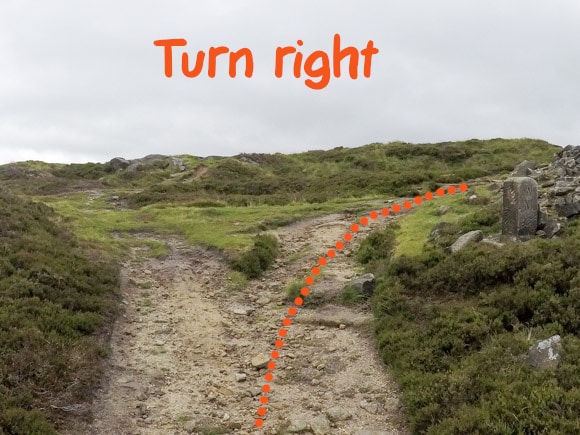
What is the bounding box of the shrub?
[0,191,120,432]
[364,206,580,433]
[356,224,398,268]
[338,284,364,306]
[231,234,279,279]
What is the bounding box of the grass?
[284,280,304,302]
[338,284,364,306]
[394,185,497,257]
[37,193,386,255]
[225,271,248,292]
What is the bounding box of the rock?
[541,180,556,188]
[170,156,186,171]
[348,273,376,298]
[109,157,131,170]
[382,397,401,413]
[527,335,562,370]
[553,180,576,195]
[126,162,144,173]
[511,160,537,177]
[251,353,270,369]
[449,230,483,253]
[554,195,580,218]
[183,420,197,433]
[256,296,271,306]
[310,415,331,434]
[502,177,539,237]
[480,238,504,248]
[326,405,352,422]
[437,205,451,215]
[286,417,311,432]
[249,386,262,397]
[233,306,254,316]
[543,218,562,238]
[488,182,502,191]
[234,373,247,382]
[359,400,379,414]
[537,209,549,229]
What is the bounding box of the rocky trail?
[81,210,408,435]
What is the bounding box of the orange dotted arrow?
[253,183,468,428]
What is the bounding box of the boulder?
[309,415,331,435]
[348,273,376,298]
[170,156,186,171]
[511,160,536,177]
[109,157,131,170]
[527,335,562,370]
[449,230,483,253]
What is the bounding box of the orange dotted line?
[253,183,468,428]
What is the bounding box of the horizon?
[1,137,566,166]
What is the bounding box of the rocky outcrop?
[494,145,579,239]
[108,155,187,173]
[109,157,131,170]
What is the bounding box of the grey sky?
[1,0,578,164]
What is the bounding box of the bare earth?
[78,211,409,435]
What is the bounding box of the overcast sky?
[1,1,578,164]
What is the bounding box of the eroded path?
[85,210,408,434]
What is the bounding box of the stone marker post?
[502,177,538,237]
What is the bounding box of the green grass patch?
[225,271,248,292]
[394,185,499,257]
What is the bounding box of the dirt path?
[84,210,408,434]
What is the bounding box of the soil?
[74,211,409,435]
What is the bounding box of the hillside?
[0,138,577,434]
[0,138,559,207]
[0,191,119,433]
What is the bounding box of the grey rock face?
[502,177,538,237]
